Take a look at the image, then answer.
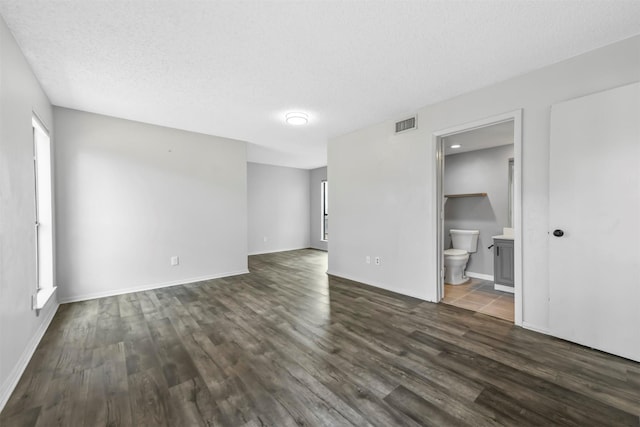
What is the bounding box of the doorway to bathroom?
[434,111,522,324]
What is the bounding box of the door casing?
[433,110,523,325]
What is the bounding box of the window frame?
[32,114,56,311]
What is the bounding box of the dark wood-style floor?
[2,250,639,426]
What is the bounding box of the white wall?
[54,107,248,302]
[445,144,514,276]
[0,16,59,410]
[247,162,310,255]
[328,35,640,332]
[310,166,328,251]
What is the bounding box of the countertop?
[492,234,514,240]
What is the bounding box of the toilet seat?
[444,249,467,256]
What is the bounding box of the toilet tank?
[450,229,480,253]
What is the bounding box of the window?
[321,180,328,241]
[32,116,55,310]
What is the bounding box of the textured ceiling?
[1,1,639,169]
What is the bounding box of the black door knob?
[553,229,564,237]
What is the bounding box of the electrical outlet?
[366,256,371,264]
[171,256,179,266]
[375,256,381,265]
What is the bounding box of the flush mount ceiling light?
[285,112,308,126]
[450,144,462,149]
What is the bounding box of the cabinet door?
[494,240,514,286]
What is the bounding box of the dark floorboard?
[1,249,639,426]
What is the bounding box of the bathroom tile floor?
[443,278,514,322]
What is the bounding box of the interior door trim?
[432,109,523,326]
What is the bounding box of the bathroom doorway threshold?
[442,278,514,322]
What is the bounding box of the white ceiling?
[444,121,514,156]
[1,1,639,169]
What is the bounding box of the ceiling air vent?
[395,116,417,133]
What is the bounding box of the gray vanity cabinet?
[493,238,514,288]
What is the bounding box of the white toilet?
[444,229,479,285]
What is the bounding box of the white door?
[549,82,640,362]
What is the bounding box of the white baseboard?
[248,246,310,256]
[466,271,494,281]
[309,242,328,251]
[58,269,249,304]
[522,321,549,335]
[0,299,59,412]
[326,270,435,302]
[494,284,515,294]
